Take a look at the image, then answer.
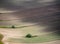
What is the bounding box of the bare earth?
[0,28,23,44]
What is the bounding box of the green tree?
[11,25,15,28]
[25,34,32,38]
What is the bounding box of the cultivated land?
[0,5,60,44]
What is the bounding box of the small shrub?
[11,25,15,28]
[25,34,32,38]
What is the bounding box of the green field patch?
[0,34,4,44]
[0,41,4,44]
[0,26,11,28]
[0,25,28,28]
[8,33,60,43]
[0,20,9,21]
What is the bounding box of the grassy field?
[0,20,60,43]
[0,23,60,43]
[0,24,46,35]
[0,24,60,43]
[8,32,60,43]
[0,20,9,21]
[0,34,4,44]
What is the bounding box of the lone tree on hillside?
[25,34,32,38]
[11,25,15,28]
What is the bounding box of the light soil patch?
[0,28,23,44]
[27,40,60,44]
[6,40,60,44]
[40,40,60,44]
